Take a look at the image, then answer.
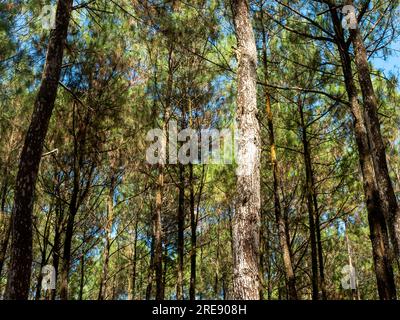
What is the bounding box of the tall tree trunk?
[176,163,185,300]
[51,196,63,300]
[35,209,51,300]
[153,81,168,300]
[162,243,168,299]
[315,206,327,300]
[60,171,79,300]
[329,7,396,300]
[270,94,298,300]
[5,0,73,300]
[151,39,174,300]
[189,163,197,300]
[0,179,11,279]
[298,107,327,299]
[59,99,93,300]
[231,0,261,300]
[98,174,116,300]
[348,10,400,258]
[265,220,272,300]
[261,12,297,300]
[258,217,265,300]
[311,161,326,299]
[214,211,221,297]
[298,99,319,300]
[199,227,205,300]
[176,70,186,300]
[154,164,164,300]
[60,204,77,300]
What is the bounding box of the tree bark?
[5,0,73,300]
[231,0,261,300]
[348,11,400,259]
[51,192,63,300]
[0,179,11,280]
[98,173,116,300]
[59,148,84,300]
[265,220,272,300]
[315,206,327,300]
[162,243,168,299]
[329,6,396,299]
[154,164,164,300]
[59,98,94,300]
[298,99,319,300]
[60,188,78,300]
[176,163,185,300]
[215,212,221,297]
[189,163,197,300]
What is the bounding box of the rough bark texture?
[5,0,73,300]
[231,0,261,300]
[349,20,400,259]
[329,7,396,300]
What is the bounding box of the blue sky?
[372,38,400,83]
